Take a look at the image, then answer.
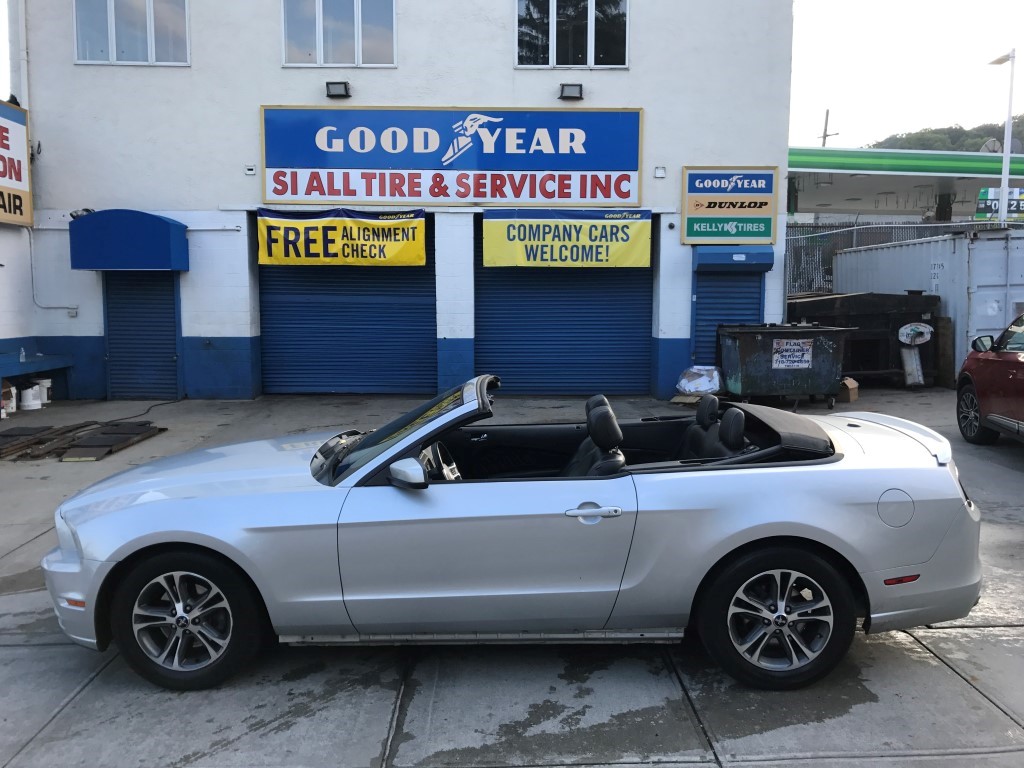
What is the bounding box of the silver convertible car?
[42,375,981,691]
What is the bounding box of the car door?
[979,314,1024,432]
[337,475,638,634]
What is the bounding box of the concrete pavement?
[1,386,1023,767]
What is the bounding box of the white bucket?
[3,385,16,415]
[19,385,42,411]
[33,378,52,405]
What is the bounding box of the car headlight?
[54,509,82,557]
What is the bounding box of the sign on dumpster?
[772,338,813,369]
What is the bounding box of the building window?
[283,0,396,66]
[75,0,189,65]
[517,0,627,67]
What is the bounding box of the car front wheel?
[957,384,999,445]
[696,547,856,690]
[110,551,264,690]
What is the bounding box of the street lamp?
[989,49,1015,225]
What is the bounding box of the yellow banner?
[482,212,651,267]
[257,208,426,266]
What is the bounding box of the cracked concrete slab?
[0,645,113,766]
[7,646,402,768]
[911,627,1024,727]
[389,645,712,767]
[0,590,67,646]
[672,632,1024,764]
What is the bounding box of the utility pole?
[819,109,839,147]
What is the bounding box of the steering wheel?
[429,441,461,481]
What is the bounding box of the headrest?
[719,408,746,450]
[586,394,610,414]
[588,405,623,451]
[696,394,720,428]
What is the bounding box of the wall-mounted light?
[326,81,352,99]
[558,83,583,100]
[654,166,667,178]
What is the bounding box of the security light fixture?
[559,83,584,100]
[326,81,352,99]
[654,166,667,178]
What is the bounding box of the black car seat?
[560,404,626,477]
[704,407,746,458]
[676,394,719,459]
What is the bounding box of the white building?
[2,0,793,399]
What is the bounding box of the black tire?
[696,547,856,690]
[957,384,999,445]
[110,550,265,690]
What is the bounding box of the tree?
[871,116,1024,152]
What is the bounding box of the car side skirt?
[279,629,686,645]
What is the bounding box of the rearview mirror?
[971,335,994,353]
[388,458,428,490]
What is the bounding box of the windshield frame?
[317,375,498,488]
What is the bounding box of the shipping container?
[835,230,1024,380]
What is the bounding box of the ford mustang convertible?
[42,375,981,691]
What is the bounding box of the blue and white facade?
[3,1,792,399]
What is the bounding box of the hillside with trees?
[870,116,1024,151]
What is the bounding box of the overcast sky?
[1,2,1022,150]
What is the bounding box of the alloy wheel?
[132,571,233,672]
[726,568,833,671]
[957,390,981,438]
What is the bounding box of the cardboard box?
[837,377,859,403]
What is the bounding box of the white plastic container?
[33,378,52,405]
[19,385,42,411]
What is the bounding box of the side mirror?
[388,458,428,490]
[971,335,995,353]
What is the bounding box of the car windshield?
[328,385,465,484]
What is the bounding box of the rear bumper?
[864,500,982,633]
[40,547,114,651]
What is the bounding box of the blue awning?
[70,209,189,271]
[693,245,774,273]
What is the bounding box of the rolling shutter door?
[104,271,181,400]
[692,272,763,365]
[474,222,653,394]
[259,241,437,394]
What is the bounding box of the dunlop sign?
[483,209,651,267]
[257,208,426,266]
[0,101,32,227]
[682,167,778,245]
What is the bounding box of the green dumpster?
[718,324,853,408]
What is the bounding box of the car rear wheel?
[957,384,999,445]
[696,547,856,690]
[110,551,264,690]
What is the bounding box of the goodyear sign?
[0,101,32,227]
[682,167,778,245]
[262,107,642,206]
[257,208,425,266]
[483,209,651,267]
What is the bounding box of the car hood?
[60,431,338,525]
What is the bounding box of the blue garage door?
[104,271,182,400]
[692,272,764,365]
[259,237,437,394]
[474,218,654,394]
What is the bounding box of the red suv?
[956,312,1024,445]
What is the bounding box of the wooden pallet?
[0,421,164,461]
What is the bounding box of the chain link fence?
[785,221,1024,295]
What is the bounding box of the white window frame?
[514,0,629,70]
[73,0,191,66]
[281,0,398,68]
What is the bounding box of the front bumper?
[864,500,983,633]
[40,547,115,651]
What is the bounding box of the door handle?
[470,434,488,442]
[565,506,622,519]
